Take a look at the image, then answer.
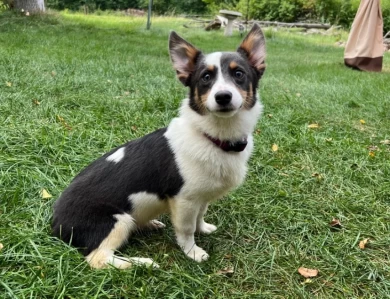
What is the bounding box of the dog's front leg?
[169,198,209,262]
[196,203,217,234]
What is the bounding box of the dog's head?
[169,24,265,118]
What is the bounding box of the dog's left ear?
[169,31,202,86]
[237,24,266,75]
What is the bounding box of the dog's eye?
[234,70,244,79]
[202,73,211,82]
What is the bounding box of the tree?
[14,0,45,13]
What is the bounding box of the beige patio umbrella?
[344,0,384,72]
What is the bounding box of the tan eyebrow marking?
[207,65,215,72]
[229,61,238,69]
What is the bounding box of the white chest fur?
[164,99,262,202]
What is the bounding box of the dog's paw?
[129,257,160,268]
[149,219,166,229]
[197,221,217,234]
[138,219,166,232]
[185,246,209,262]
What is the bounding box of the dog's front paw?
[185,246,209,262]
[197,221,217,234]
[129,257,160,268]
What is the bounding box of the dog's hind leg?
[85,213,159,269]
[196,203,217,234]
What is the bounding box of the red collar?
[204,133,248,152]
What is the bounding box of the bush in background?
[7,0,388,33]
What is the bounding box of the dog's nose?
[215,91,232,106]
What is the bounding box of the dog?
[52,24,266,269]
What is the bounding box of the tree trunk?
[14,0,45,13]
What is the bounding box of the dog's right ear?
[169,31,202,86]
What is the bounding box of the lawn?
[1,11,390,298]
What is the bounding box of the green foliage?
[45,0,207,14]
[230,0,389,32]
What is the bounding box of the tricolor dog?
[52,24,266,269]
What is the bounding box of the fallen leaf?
[223,254,233,260]
[359,119,366,124]
[298,267,319,278]
[33,99,40,105]
[272,144,278,152]
[367,145,379,151]
[296,93,301,97]
[325,138,333,142]
[57,115,72,130]
[308,123,319,129]
[267,114,273,118]
[216,267,234,276]
[329,218,342,228]
[301,278,313,285]
[359,238,369,249]
[380,140,390,145]
[369,151,375,158]
[5,81,12,87]
[311,172,323,180]
[41,189,53,199]
[0,243,3,250]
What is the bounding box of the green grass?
[1,11,390,298]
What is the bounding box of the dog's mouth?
[216,107,235,113]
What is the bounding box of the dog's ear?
[237,24,266,75]
[169,31,202,86]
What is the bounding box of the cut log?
[253,21,331,30]
[205,20,221,31]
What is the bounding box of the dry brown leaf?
[216,267,234,276]
[329,218,342,228]
[57,115,72,130]
[33,99,40,105]
[223,254,233,260]
[325,138,333,142]
[5,81,12,87]
[367,145,379,151]
[41,189,53,199]
[298,267,319,278]
[359,238,369,249]
[267,114,273,118]
[272,144,278,152]
[380,140,390,145]
[308,123,319,129]
[369,151,375,158]
[359,119,366,124]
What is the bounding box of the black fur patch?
[52,128,183,255]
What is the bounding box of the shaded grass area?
[1,11,390,298]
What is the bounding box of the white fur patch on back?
[129,192,168,225]
[106,147,125,163]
